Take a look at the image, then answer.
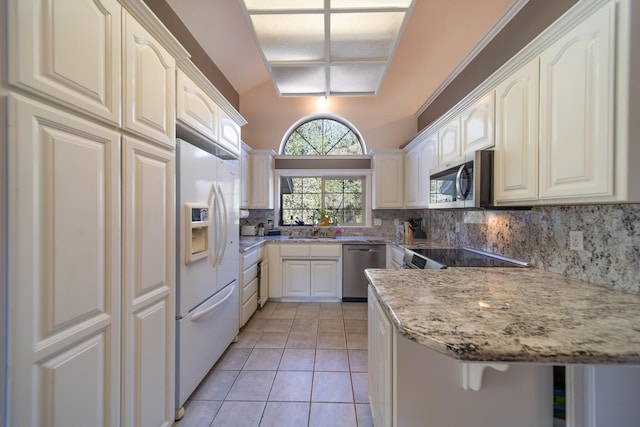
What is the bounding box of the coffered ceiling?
[165,0,516,115]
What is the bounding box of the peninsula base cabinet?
[368,286,552,427]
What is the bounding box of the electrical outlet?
[393,218,399,226]
[569,231,584,251]
[454,222,460,233]
[374,218,382,226]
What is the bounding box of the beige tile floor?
[175,301,373,427]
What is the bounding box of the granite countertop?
[365,267,640,364]
[239,235,398,252]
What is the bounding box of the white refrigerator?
[175,139,240,416]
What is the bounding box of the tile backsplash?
[242,205,640,293]
[425,204,640,294]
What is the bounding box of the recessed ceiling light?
[239,0,416,97]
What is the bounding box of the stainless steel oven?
[429,150,493,209]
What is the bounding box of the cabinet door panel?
[438,118,461,166]
[373,151,404,208]
[310,261,337,297]
[283,260,310,297]
[368,287,393,427]
[8,0,121,124]
[539,3,614,199]
[462,92,494,152]
[9,95,120,427]
[122,136,175,426]
[123,12,176,147]
[176,69,219,142]
[219,112,241,156]
[494,59,540,203]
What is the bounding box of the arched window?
[278,115,367,227]
[281,116,365,155]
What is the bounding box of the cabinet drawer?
[242,263,258,285]
[242,291,258,326]
[280,244,310,257]
[242,277,258,304]
[310,244,341,257]
[242,246,264,268]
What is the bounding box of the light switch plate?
[374,218,382,226]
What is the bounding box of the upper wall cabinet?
[123,11,176,148]
[176,69,220,143]
[240,143,251,209]
[8,0,122,125]
[219,111,242,157]
[494,58,540,204]
[437,117,461,166]
[538,2,614,201]
[372,150,404,209]
[405,132,437,208]
[176,65,243,158]
[461,92,494,153]
[494,0,640,206]
[250,150,275,209]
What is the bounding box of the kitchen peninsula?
[365,267,640,427]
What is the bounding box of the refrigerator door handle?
[216,182,229,262]
[190,284,235,321]
[207,183,219,267]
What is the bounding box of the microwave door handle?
[455,164,466,200]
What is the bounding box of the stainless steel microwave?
[429,150,493,209]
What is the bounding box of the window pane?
[283,118,363,156]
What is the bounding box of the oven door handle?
[455,164,471,200]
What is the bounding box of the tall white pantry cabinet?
[4,0,188,425]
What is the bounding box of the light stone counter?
[365,267,640,364]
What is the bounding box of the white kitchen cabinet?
[176,68,220,144]
[494,58,540,204]
[310,261,339,298]
[372,150,404,209]
[369,287,553,427]
[7,0,122,125]
[437,117,461,166]
[8,94,121,427]
[240,143,251,208]
[368,287,393,427]
[283,260,312,297]
[123,11,176,148]
[219,109,242,157]
[122,135,175,427]
[538,2,614,201]
[259,254,270,307]
[461,92,494,152]
[240,245,266,326]
[282,259,339,298]
[274,244,341,299]
[268,244,283,299]
[404,131,437,208]
[250,149,275,209]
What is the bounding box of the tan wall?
[239,0,512,152]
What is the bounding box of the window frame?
[275,114,372,227]
[279,175,367,227]
[279,113,367,156]
[274,170,373,228]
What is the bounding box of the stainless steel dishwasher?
[342,244,386,301]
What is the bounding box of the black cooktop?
[409,248,527,268]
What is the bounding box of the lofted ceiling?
[165,0,519,150]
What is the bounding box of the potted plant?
[317,209,338,226]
